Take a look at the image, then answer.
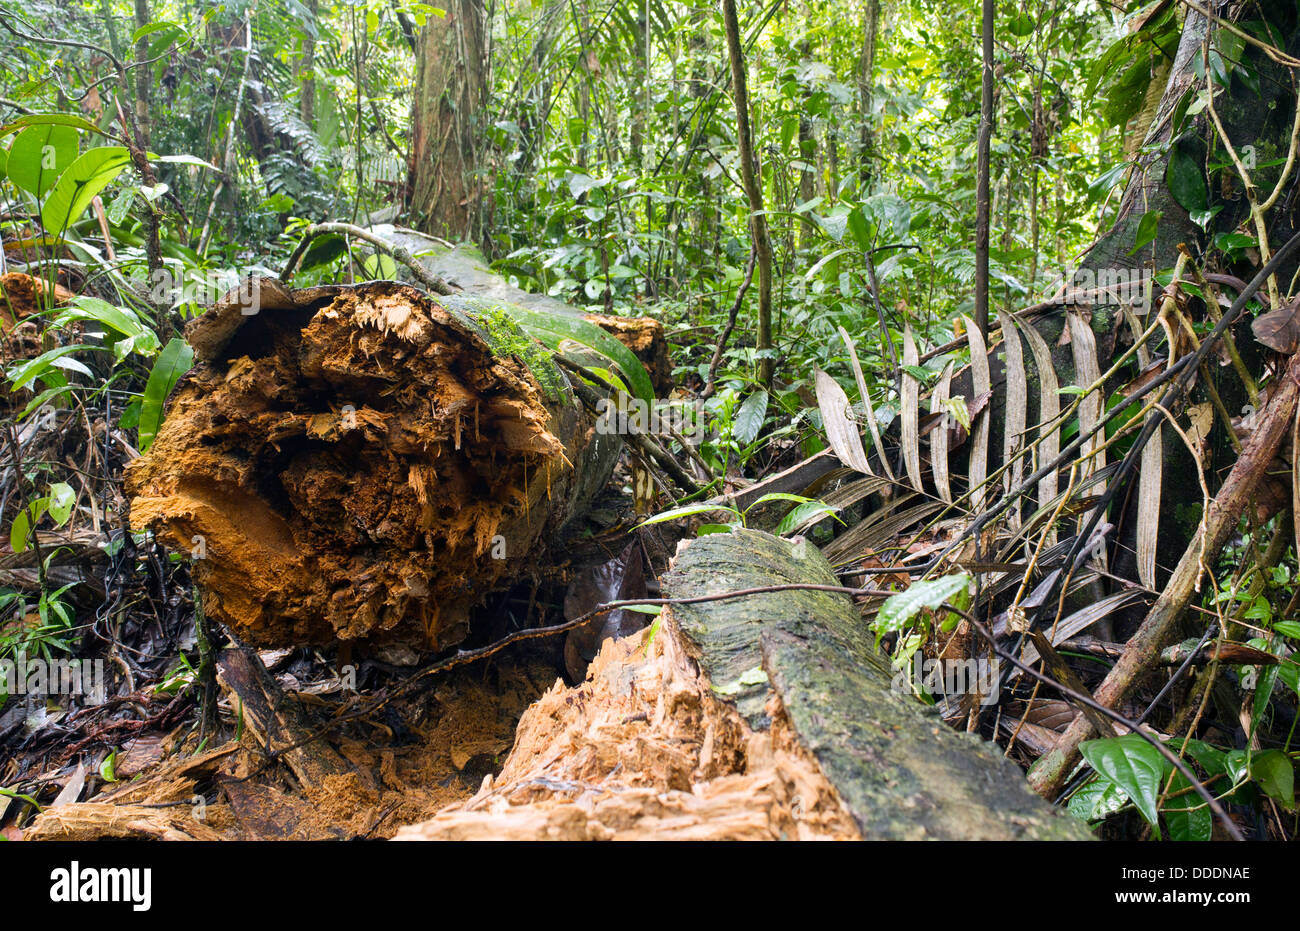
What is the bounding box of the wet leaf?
[1079,734,1168,834]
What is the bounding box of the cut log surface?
[127,278,622,651]
[398,529,1090,840]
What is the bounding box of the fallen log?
[126,277,644,651]
[398,529,1091,840]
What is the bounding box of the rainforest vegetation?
[1,0,1299,845]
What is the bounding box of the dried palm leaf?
[963,316,991,512]
[1016,318,1060,545]
[837,325,894,480]
[996,311,1027,530]
[930,363,954,504]
[814,367,873,474]
[901,327,923,492]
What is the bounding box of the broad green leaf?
[8,123,78,197]
[636,503,738,528]
[0,113,109,140]
[1249,749,1294,807]
[695,523,733,536]
[46,483,75,525]
[40,146,132,236]
[733,389,768,447]
[873,574,972,644]
[506,307,654,404]
[6,345,99,391]
[137,338,194,453]
[748,493,814,508]
[846,205,874,250]
[1079,734,1168,834]
[9,500,48,553]
[775,500,842,535]
[1087,162,1130,203]
[1163,772,1212,841]
[53,296,157,353]
[1190,205,1223,230]
[1128,209,1161,254]
[361,252,398,280]
[1168,737,1229,777]
[1166,144,1208,212]
[1068,775,1128,822]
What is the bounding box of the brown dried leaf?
[901,328,924,492]
[997,311,1027,529]
[930,363,954,503]
[1252,300,1300,354]
[963,316,991,512]
[814,367,873,474]
[837,326,893,480]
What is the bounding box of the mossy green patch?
[451,295,566,399]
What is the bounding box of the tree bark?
[974,0,993,342]
[299,0,317,128]
[857,0,880,187]
[721,0,775,387]
[409,0,490,246]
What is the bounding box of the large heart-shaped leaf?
[1249,749,1295,808]
[1079,734,1168,834]
[8,123,78,197]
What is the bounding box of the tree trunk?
[125,274,669,654]
[721,0,775,388]
[974,0,993,342]
[299,0,317,128]
[396,530,1092,839]
[856,0,880,187]
[408,0,490,246]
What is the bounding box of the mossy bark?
[663,528,1092,840]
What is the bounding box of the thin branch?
[281,221,454,294]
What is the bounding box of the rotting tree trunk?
[126,278,632,653]
[396,529,1091,840]
[408,0,490,247]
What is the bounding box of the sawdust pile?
[395,622,861,840]
[21,661,554,841]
